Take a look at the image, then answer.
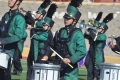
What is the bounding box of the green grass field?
[11,60,94,80]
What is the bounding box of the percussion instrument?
[0,50,10,69]
[100,62,120,80]
[32,63,61,80]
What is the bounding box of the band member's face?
[8,0,19,7]
[97,28,103,33]
[35,13,43,20]
[43,25,49,30]
[64,17,74,26]
[94,26,97,28]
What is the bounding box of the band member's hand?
[42,56,48,61]
[63,58,71,64]
[30,28,36,38]
[27,25,33,29]
[0,42,1,44]
[109,42,116,48]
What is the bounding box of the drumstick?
[50,48,73,68]
[94,35,97,41]
[30,34,36,39]
[108,36,114,45]
[111,35,114,44]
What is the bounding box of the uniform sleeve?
[84,33,91,39]
[113,44,120,52]
[53,31,59,50]
[115,37,120,45]
[0,21,1,27]
[23,31,28,39]
[45,41,54,55]
[44,46,53,56]
[69,31,86,64]
[0,15,26,44]
[33,32,48,41]
[44,31,53,56]
[96,34,107,41]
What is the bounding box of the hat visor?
[42,23,49,27]
[63,13,74,19]
[98,26,104,29]
[36,11,42,14]
[36,11,38,13]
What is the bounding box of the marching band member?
[11,7,29,76]
[84,12,103,80]
[12,24,27,75]
[92,13,113,80]
[53,0,86,80]
[0,0,26,80]
[36,4,57,63]
[26,0,51,79]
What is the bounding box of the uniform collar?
[36,19,43,28]
[9,9,19,16]
[43,30,48,32]
[65,25,75,34]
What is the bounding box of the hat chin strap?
[10,0,18,9]
[35,15,42,21]
[38,14,44,20]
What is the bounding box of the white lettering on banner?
[114,14,117,18]
[52,12,65,19]
[114,11,120,18]
[88,12,120,19]
[88,12,97,19]
[116,11,120,14]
